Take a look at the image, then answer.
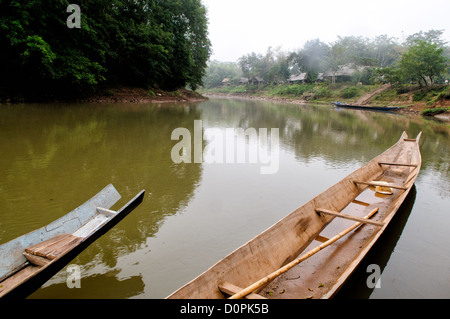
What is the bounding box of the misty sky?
[203,0,450,62]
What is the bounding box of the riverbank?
[204,92,316,106]
[0,87,208,104]
[201,83,450,119]
[81,87,207,104]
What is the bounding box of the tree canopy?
[0,0,211,100]
[203,30,449,88]
[399,40,448,86]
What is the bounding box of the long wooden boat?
[0,184,145,299]
[168,131,421,299]
[332,102,400,111]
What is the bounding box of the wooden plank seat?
[353,180,408,190]
[218,282,266,299]
[315,208,385,227]
[24,234,83,261]
[22,213,109,266]
[23,252,52,267]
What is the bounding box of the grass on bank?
[422,107,450,116]
[202,83,379,103]
[201,83,450,110]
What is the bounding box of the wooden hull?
[167,132,422,299]
[0,184,145,299]
[331,102,400,111]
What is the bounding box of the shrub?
[413,91,427,101]
[421,107,450,116]
[270,84,315,97]
[395,85,415,94]
[340,87,360,99]
[438,89,450,100]
[229,85,248,93]
[312,86,331,99]
[426,89,450,105]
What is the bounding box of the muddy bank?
[203,92,314,106]
[1,87,208,104]
[203,92,450,121]
[82,87,207,104]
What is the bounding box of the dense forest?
[203,30,449,89]
[0,0,211,100]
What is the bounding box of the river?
[0,98,449,298]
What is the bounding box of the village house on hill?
[288,73,324,84]
[288,64,369,84]
[237,76,264,85]
[324,64,369,83]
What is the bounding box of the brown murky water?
[0,98,448,298]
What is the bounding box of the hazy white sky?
[203,0,450,62]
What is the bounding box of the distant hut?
[317,73,324,82]
[222,78,231,86]
[249,76,264,85]
[324,64,368,84]
[288,73,307,84]
[239,77,249,85]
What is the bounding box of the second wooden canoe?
[0,184,145,299]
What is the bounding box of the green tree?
[0,0,211,100]
[324,42,345,85]
[399,40,448,86]
[203,61,242,88]
[291,39,329,82]
[237,52,264,79]
[237,48,291,85]
[333,36,373,66]
[374,66,403,84]
[0,0,108,98]
[404,29,447,48]
[268,52,291,84]
[370,35,401,68]
[264,47,291,84]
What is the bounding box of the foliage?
[413,90,428,101]
[421,107,450,116]
[202,61,242,88]
[269,84,315,96]
[0,0,211,99]
[399,40,448,87]
[311,85,331,99]
[290,39,329,82]
[404,29,448,48]
[203,29,449,91]
[374,66,403,84]
[238,47,291,84]
[339,86,360,99]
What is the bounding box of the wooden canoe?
[331,102,400,111]
[167,131,422,299]
[0,184,145,299]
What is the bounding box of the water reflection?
[0,97,448,298]
[335,186,417,299]
[0,103,204,298]
[31,270,144,299]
